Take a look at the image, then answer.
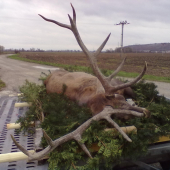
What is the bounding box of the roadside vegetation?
[0,79,6,90]
[8,53,170,83]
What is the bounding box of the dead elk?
[44,70,149,118]
[11,4,150,161]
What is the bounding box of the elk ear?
[105,94,115,100]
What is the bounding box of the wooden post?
[9,93,23,97]
[14,102,32,107]
[104,126,137,134]
[7,122,34,130]
[0,150,35,163]
[7,123,21,129]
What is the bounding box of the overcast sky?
[1,0,170,51]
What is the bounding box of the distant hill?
[124,43,170,53]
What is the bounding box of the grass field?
[8,52,170,83]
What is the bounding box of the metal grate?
[0,96,48,170]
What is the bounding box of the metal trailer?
[0,95,170,170]
[0,96,48,170]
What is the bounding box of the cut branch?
[15,102,32,107]
[0,150,35,163]
[7,122,34,130]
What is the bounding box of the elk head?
[11,4,149,161]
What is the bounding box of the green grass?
[0,79,6,90]
[8,54,170,83]
[8,54,92,73]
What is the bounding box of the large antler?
[38,3,147,95]
[10,5,148,161]
[11,106,144,161]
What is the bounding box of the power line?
[115,21,130,58]
[115,21,130,48]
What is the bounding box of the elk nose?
[143,108,150,118]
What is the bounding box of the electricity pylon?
[115,21,130,57]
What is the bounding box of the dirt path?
[0,54,170,98]
[0,54,59,95]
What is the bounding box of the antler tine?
[104,116,132,142]
[42,130,54,147]
[110,62,147,93]
[107,57,127,82]
[11,135,30,156]
[68,14,75,30]
[74,135,92,158]
[94,33,111,58]
[78,143,92,158]
[38,14,71,30]
[70,3,76,23]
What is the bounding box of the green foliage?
[132,80,170,138]
[19,80,46,103]
[16,80,46,133]
[16,79,170,169]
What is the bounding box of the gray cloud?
[0,0,170,51]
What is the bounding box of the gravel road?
[0,54,59,95]
[120,77,170,99]
[0,54,170,98]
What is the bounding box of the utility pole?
[115,21,130,57]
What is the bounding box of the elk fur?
[44,70,149,118]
